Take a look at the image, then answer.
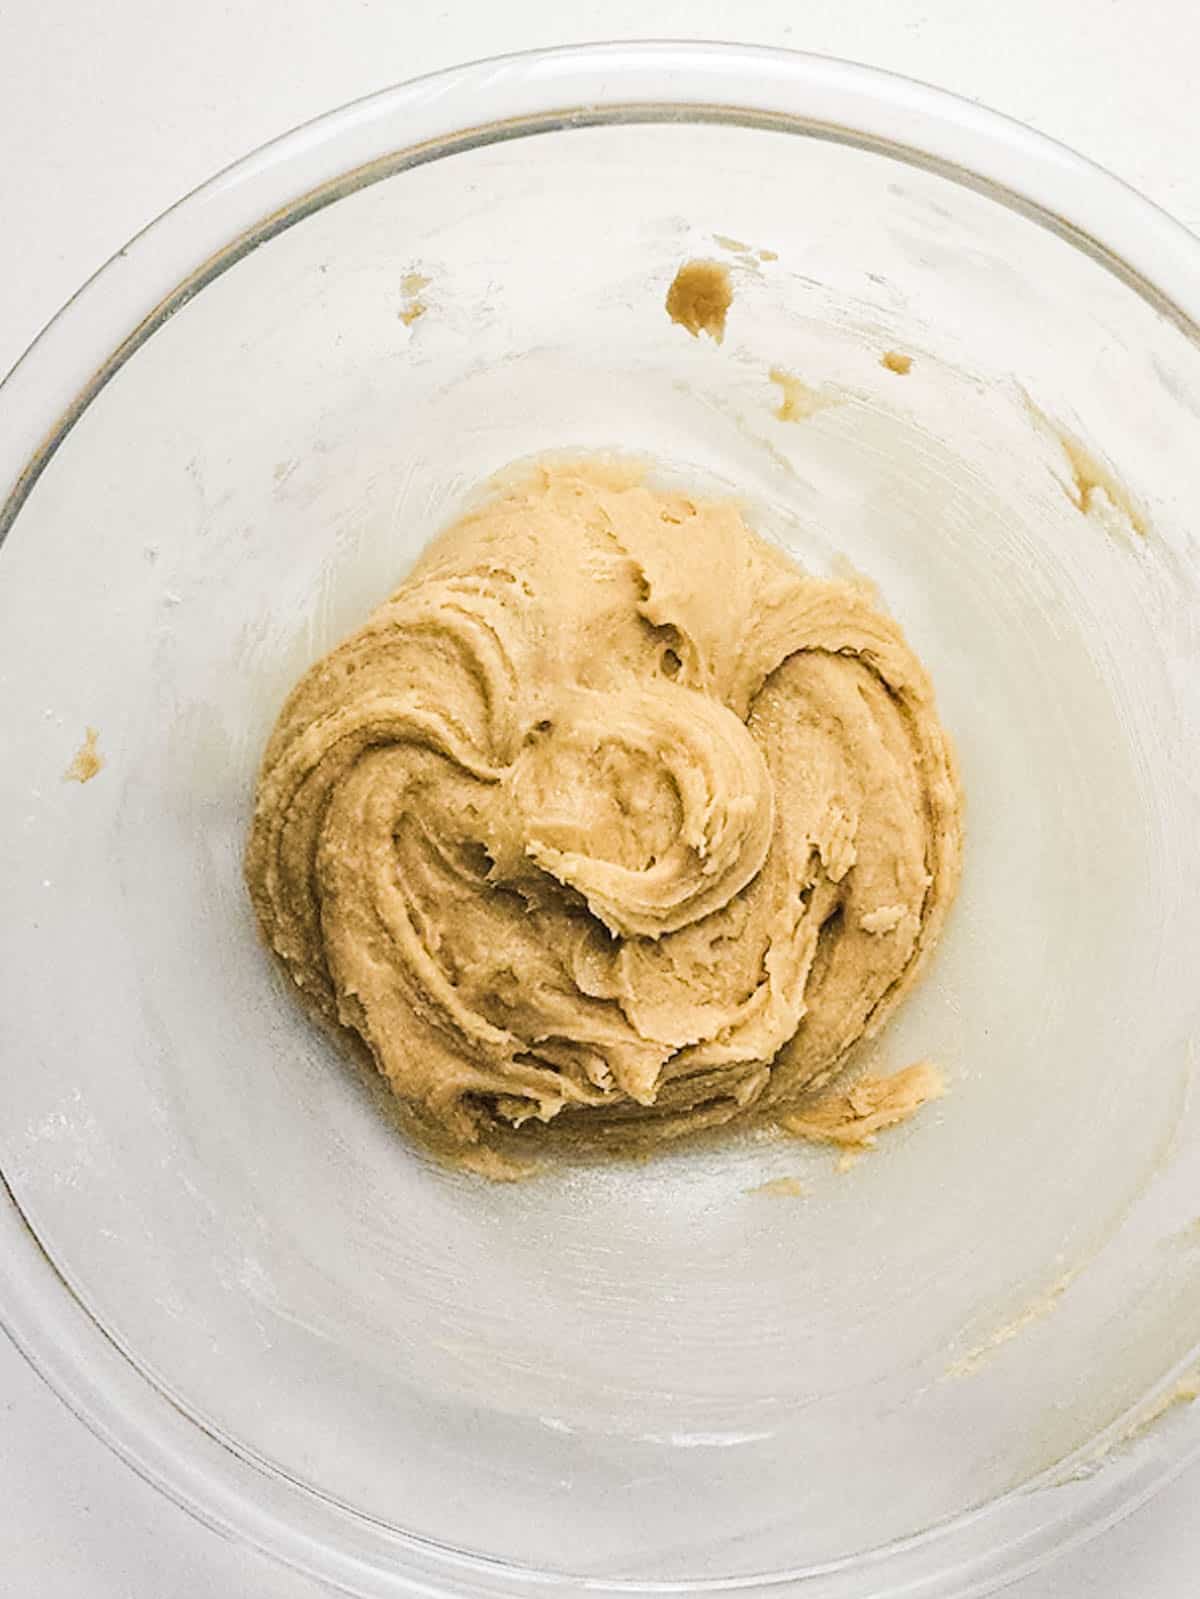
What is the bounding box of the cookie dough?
[777,1060,946,1148]
[64,726,103,784]
[769,367,837,422]
[246,460,962,1168]
[665,260,733,342]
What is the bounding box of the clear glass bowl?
[3,41,1200,1599]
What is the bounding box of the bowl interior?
[3,113,1200,1583]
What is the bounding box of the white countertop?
[2,2,1198,1593]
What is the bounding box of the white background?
[2,2,1198,1594]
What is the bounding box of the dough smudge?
[64,727,103,784]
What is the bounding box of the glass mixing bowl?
[3,41,1200,1599]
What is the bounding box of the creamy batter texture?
[247,460,962,1171]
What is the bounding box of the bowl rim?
[3,37,1200,1599]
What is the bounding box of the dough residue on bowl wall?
[665,259,734,342]
[1056,428,1147,536]
[399,270,430,326]
[64,726,103,784]
[779,1060,946,1154]
[747,1175,807,1198]
[711,233,778,264]
[1023,392,1148,537]
[1050,1365,1200,1485]
[769,366,839,422]
[946,1267,1079,1379]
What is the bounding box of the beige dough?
[64,726,103,784]
[665,260,733,342]
[777,1060,946,1149]
[246,460,962,1171]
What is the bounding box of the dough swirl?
[246,461,962,1165]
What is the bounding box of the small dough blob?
[246,461,962,1168]
[665,260,733,342]
[64,726,103,784]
